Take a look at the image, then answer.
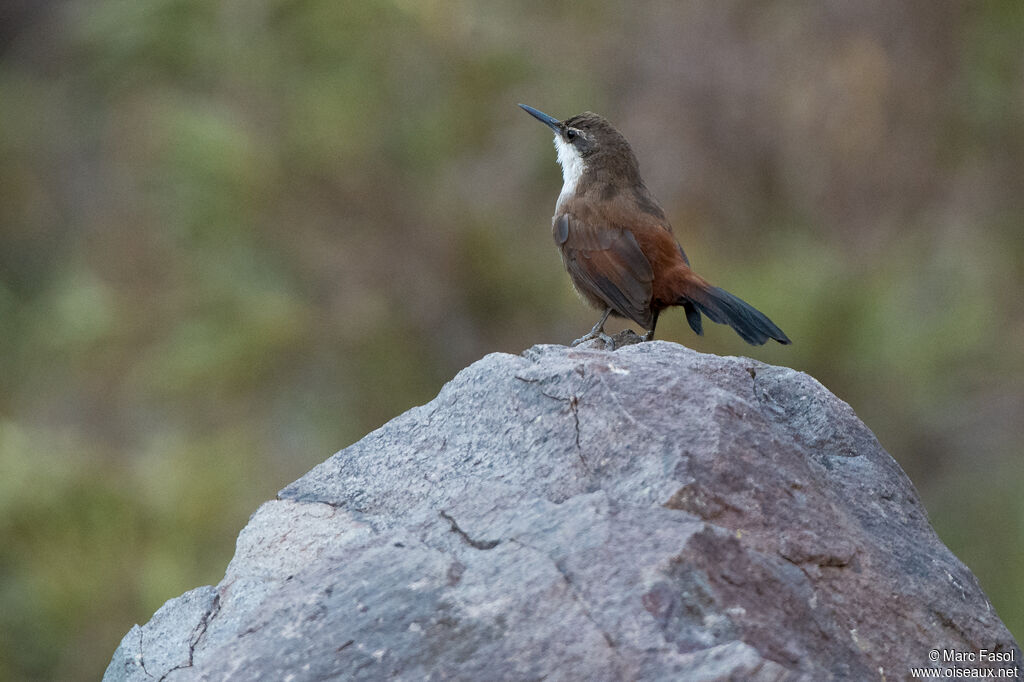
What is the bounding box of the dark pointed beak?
[519,104,561,133]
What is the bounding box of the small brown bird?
[520,104,791,348]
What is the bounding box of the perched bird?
[520,104,791,348]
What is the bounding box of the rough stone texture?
[105,339,1021,681]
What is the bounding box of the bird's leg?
[571,308,615,348]
[642,310,660,342]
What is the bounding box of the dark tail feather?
[683,301,703,336]
[683,285,790,346]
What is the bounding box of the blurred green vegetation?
[1,1,1022,679]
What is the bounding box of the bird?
[519,104,791,349]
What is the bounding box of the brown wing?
[554,212,655,328]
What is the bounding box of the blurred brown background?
[1,1,1021,679]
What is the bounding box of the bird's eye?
[566,129,578,141]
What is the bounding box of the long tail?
[679,277,791,346]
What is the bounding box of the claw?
[571,330,616,349]
[642,310,659,342]
[571,308,614,349]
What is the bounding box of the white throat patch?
[553,135,584,209]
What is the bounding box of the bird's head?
[519,104,639,189]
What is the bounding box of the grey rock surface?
[105,340,1021,681]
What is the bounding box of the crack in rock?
[156,593,221,681]
[514,375,589,469]
[510,538,625,671]
[439,510,500,550]
[568,394,588,470]
[136,627,152,680]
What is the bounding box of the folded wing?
[554,212,655,329]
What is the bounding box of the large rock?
[105,340,1021,681]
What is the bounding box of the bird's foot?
[571,329,616,350]
[642,329,655,342]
